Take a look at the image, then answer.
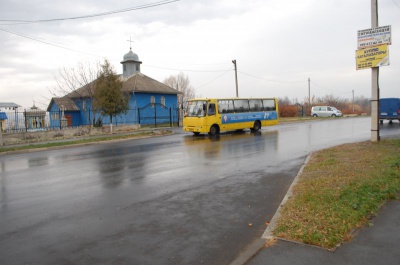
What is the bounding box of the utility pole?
[232,60,239,97]
[371,0,380,141]
[308,78,311,115]
[0,121,3,146]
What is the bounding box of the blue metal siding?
[48,101,60,128]
[49,92,178,126]
[135,93,178,108]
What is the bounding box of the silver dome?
[123,49,139,61]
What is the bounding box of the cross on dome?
[121,38,142,78]
[127,36,134,51]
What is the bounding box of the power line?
[0,27,232,73]
[196,68,233,89]
[0,0,180,25]
[311,81,352,94]
[391,0,400,9]
[143,64,231,72]
[0,28,103,58]
[238,70,306,84]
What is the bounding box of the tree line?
[278,95,371,117]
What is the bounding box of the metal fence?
[0,106,180,134]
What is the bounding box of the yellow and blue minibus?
[183,98,279,135]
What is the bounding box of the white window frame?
[161,96,166,108]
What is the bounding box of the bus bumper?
[183,126,206,133]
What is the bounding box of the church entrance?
[65,114,72,127]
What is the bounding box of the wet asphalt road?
[1,117,399,265]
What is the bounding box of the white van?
[311,106,342,117]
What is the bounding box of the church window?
[51,113,59,120]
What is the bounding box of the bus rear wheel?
[209,125,219,135]
[252,121,261,132]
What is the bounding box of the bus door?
[207,103,218,128]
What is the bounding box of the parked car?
[311,106,342,117]
[379,98,400,124]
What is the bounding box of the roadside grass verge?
[0,131,167,153]
[274,139,400,250]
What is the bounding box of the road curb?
[229,153,312,265]
[261,153,312,239]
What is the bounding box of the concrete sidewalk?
[247,199,400,265]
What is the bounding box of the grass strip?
[274,139,400,250]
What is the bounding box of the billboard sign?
[356,44,389,70]
[357,25,391,49]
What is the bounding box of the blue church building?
[47,48,181,127]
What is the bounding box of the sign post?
[371,0,380,142]
[356,1,391,142]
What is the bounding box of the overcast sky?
[0,0,399,109]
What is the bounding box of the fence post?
[15,108,19,131]
[138,108,141,124]
[24,109,28,132]
[0,121,3,146]
[169,108,172,127]
[177,107,180,127]
[154,105,157,128]
[59,109,62,130]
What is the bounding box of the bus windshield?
[187,100,206,117]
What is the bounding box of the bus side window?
[220,100,234,113]
[234,99,249,113]
[263,99,276,111]
[208,103,216,115]
[249,99,262,111]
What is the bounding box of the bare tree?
[51,61,100,125]
[163,72,196,110]
[278,96,292,106]
[52,61,100,98]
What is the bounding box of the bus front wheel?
[209,125,219,135]
[252,121,261,132]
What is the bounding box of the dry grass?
[274,139,400,250]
